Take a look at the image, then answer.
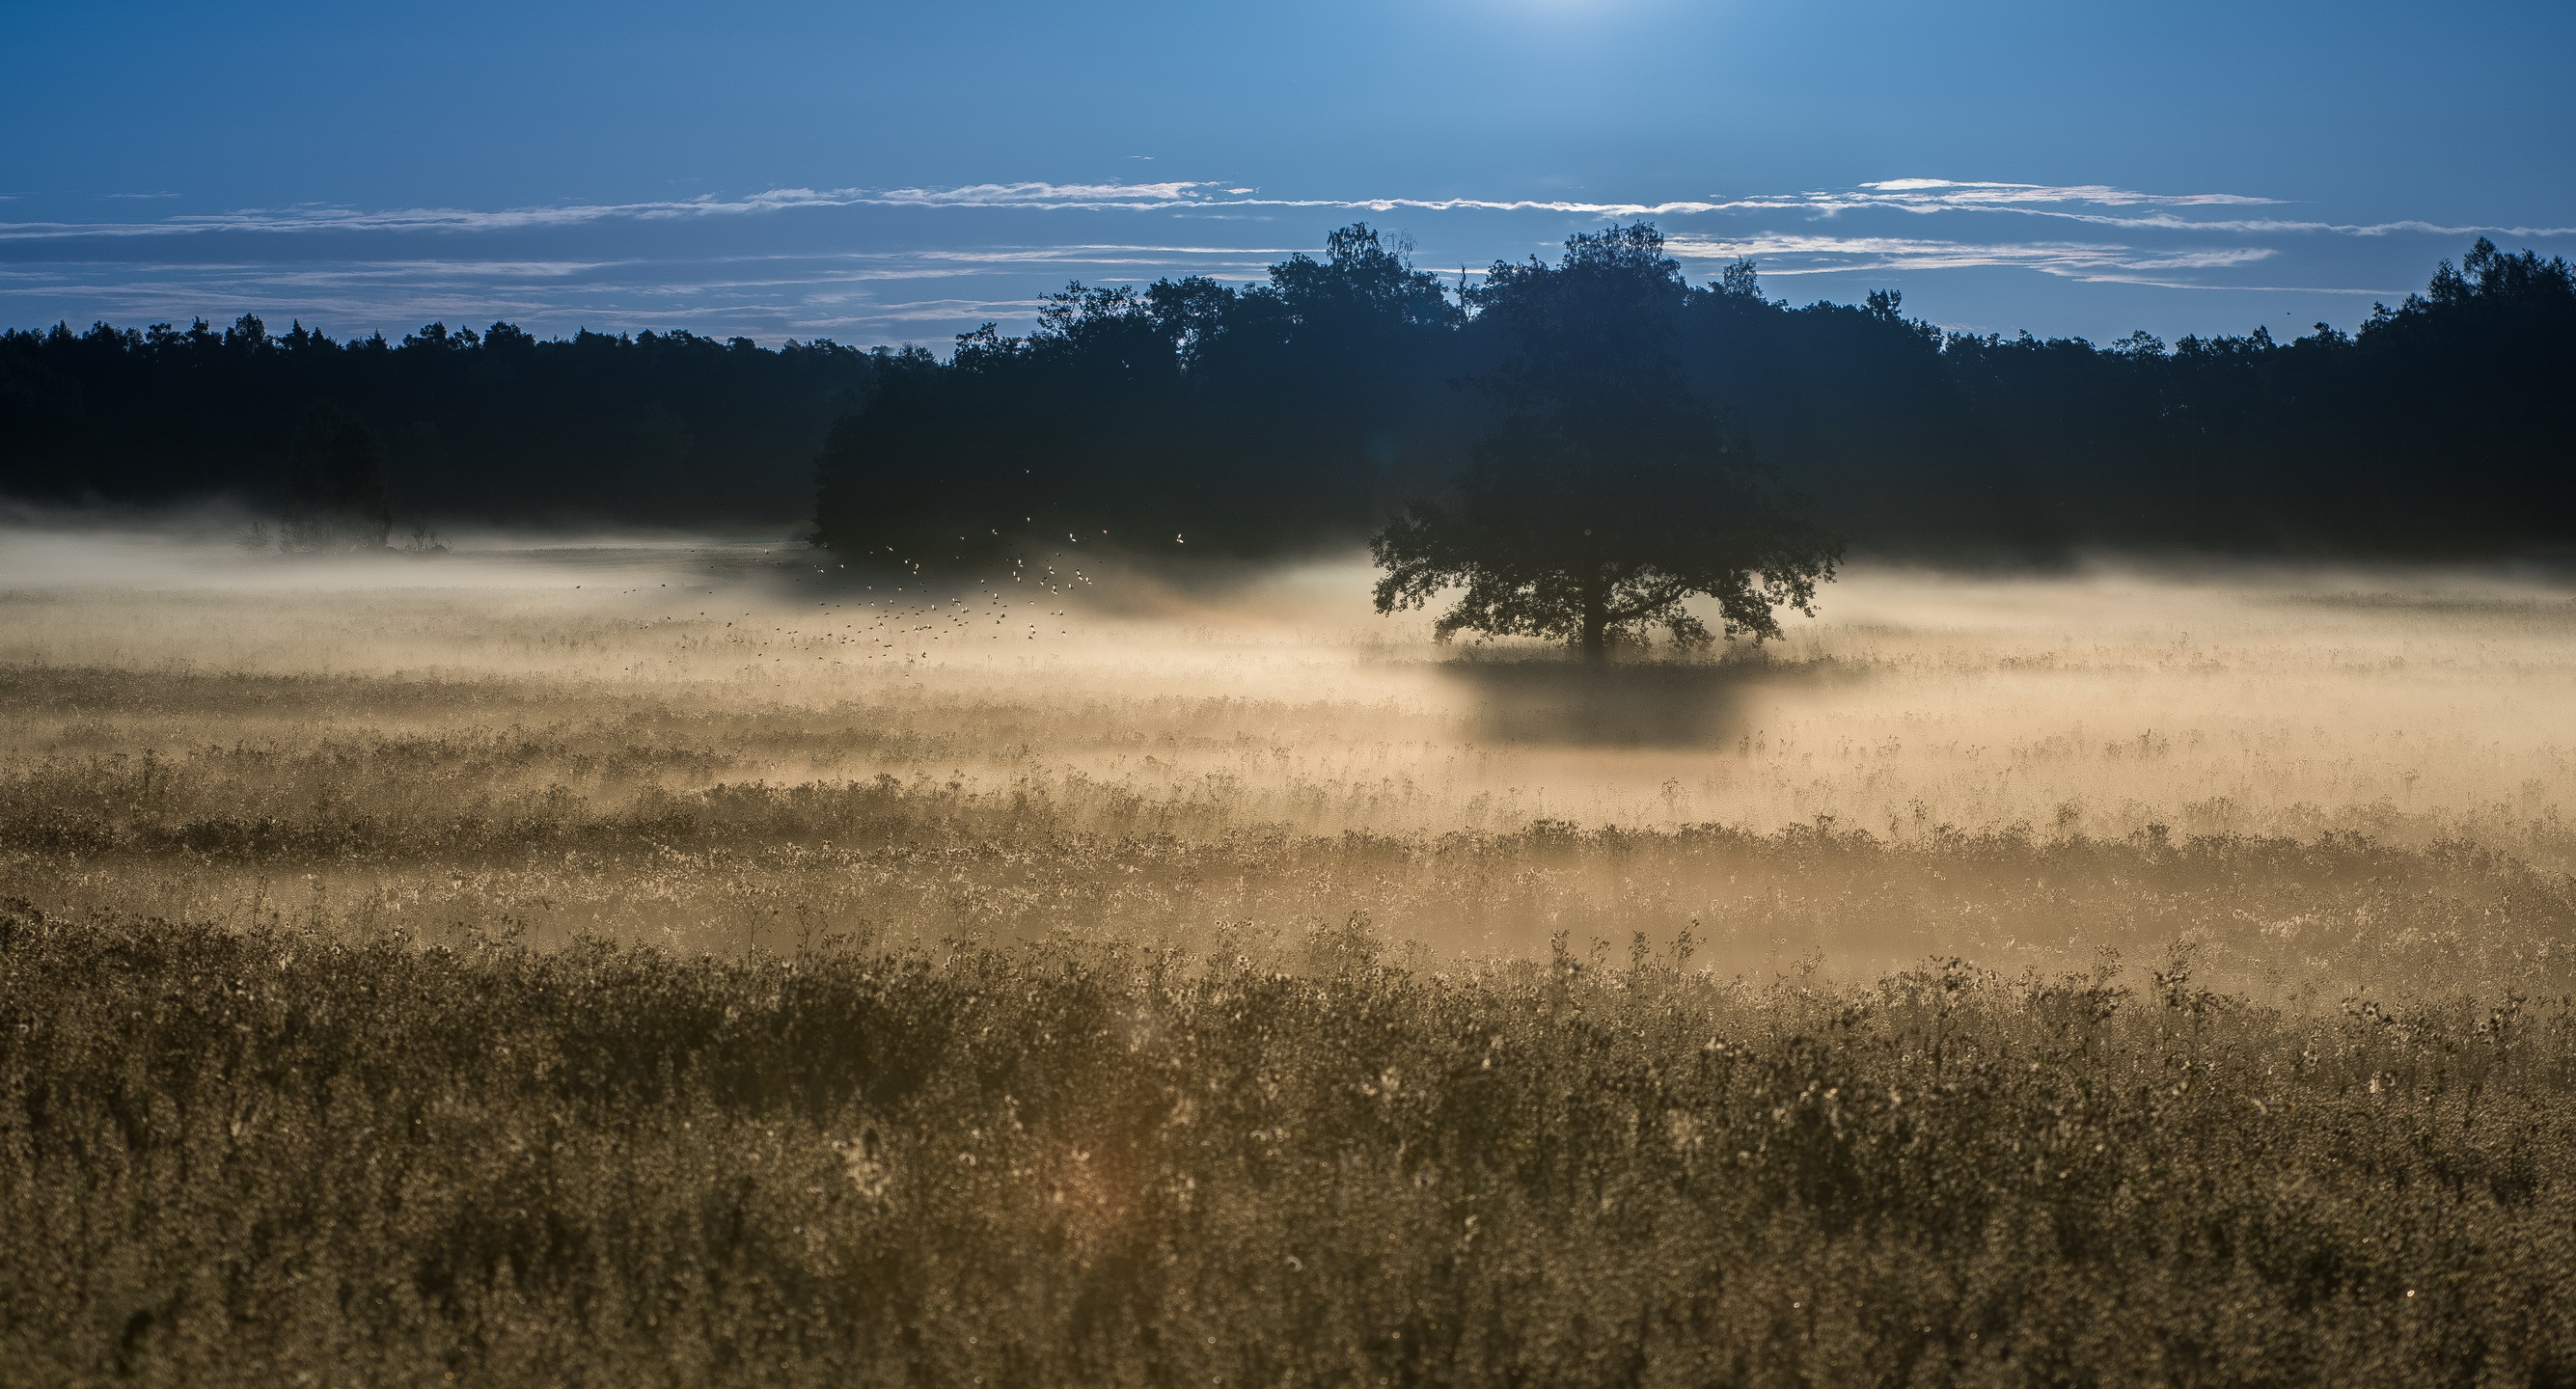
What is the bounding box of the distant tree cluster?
[813,226,1477,565]
[0,317,883,527]
[814,230,2575,563]
[1937,237,2576,554]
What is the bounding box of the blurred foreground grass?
[8,900,2574,1387]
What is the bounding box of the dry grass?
[10,904,2576,1387]
[6,531,2576,1383]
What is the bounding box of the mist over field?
[10,524,2574,989]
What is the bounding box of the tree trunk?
[1579,568,1609,664]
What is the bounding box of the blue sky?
[5,0,2571,347]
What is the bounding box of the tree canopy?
[1370,226,1840,658]
[810,224,1467,566]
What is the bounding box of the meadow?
[6,530,2576,1384]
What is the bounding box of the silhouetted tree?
[1371,226,1840,660]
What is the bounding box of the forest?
[1,230,2568,558]
[0,319,883,527]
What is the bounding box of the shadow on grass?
[1436,656,1777,748]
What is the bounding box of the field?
[8,530,2576,1385]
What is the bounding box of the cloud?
[7,177,2567,249]
[0,177,2305,241]
[904,243,1300,266]
[1941,207,2576,238]
[1849,178,2272,209]
[1662,232,2284,276]
[852,297,1050,323]
[0,190,855,239]
[1658,232,2425,297]
[2,175,2560,344]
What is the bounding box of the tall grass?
[6,657,2574,994]
[7,901,2574,1386]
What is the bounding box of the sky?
[4,0,2572,349]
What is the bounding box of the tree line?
[1,230,2567,558]
[0,318,885,528]
[814,228,2574,564]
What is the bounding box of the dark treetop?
[1370,226,1840,659]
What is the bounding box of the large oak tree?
[1371,225,1840,660]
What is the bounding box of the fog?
[7,520,2575,992]
[10,523,2573,846]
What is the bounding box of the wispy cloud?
[2048,213,2576,238]
[853,297,1051,323]
[3,176,2562,343]
[1658,232,2425,297]
[1846,178,2272,209]
[0,178,2300,240]
[1662,232,2280,276]
[7,177,2567,247]
[0,182,1296,239]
